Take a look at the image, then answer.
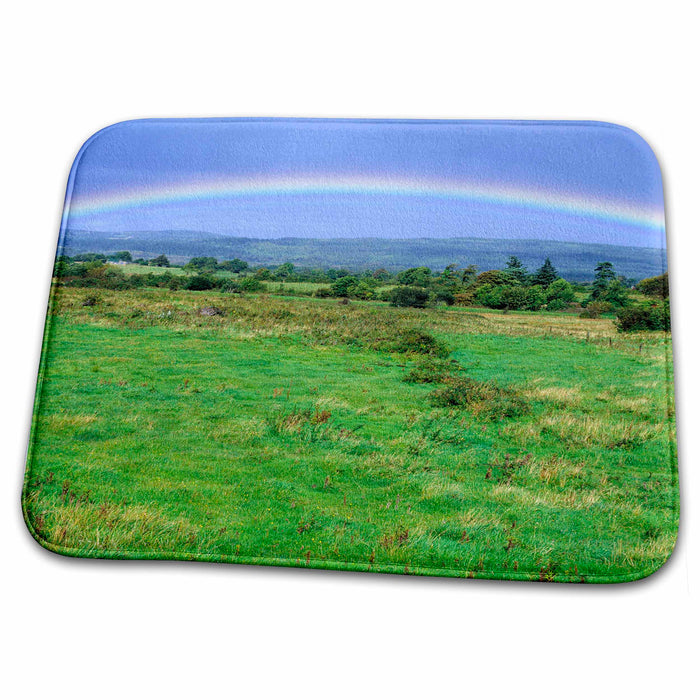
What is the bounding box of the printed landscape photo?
[24,119,677,582]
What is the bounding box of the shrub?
[546,298,567,311]
[501,286,529,310]
[474,284,505,309]
[330,276,359,298]
[615,302,670,332]
[434,289,455,306]
[390,329,449,357]
[396,266,432,286]
[524,286,546,310]
[429,377,528,420]
[402,358,456,383]
[390,286,430,308]
[637,273,669,299]
[579,301,613,319]
[185,275,216,291]
[314,286,334,298]
[546,279,575,305]
[476,270,510,286]
[220,280,242,293]
[350,280,376,300]
[239,276,264,292]
[453,290,476,306]
[185,256,218,271]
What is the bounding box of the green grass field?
[23,286,678,582]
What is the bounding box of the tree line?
[53,252,670,332]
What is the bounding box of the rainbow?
[65,174,665,231]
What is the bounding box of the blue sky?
[64,119,666,248]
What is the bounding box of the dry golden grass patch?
[613,533,676,569]
[525,382,584,408]
[540,413,659,448]
[27,495,202,555]
[420,473,465,500]
[499,421,543,446]
[46,412,98,430]
[490,482,600,511]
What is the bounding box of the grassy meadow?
[24,284,678,582]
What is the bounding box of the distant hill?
[62,231,667,282]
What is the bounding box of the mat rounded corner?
[589,120,664,181]
[21,490,77,560]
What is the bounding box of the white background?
[2,2,697,697]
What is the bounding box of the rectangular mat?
[24,119,678,582]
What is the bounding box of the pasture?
[24,286,677,581]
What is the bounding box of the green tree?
[441,263,459,284]
[504,256,529,285]
[150,254,170,267]
[239,276,263,292]
[185,274,216,291]
[501,285,529,309]
[460,265,478,285]
[602,279,629,308]
[219,258,249,273]
[109,251,133,262]
[185,256,217,271]
[390,286,430,308]
[372,268,391,281]
[275,262,295,279]
[525,286,546,311]
[532,258,559,287]
[396,266,432,287]
[476,270,510,286]
[254,268,273,280]
[330,276,359,297]
[637,272,669,299]
[616,301,670,332]
[474,284,506,309]
[545,278,575,306]
[590,261,616,299]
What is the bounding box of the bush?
[453,290,476,307]
[434,289,455,306]
[390,286,430,308]
[637,273,669,299]
[350,280,376,300]
[314,286,334,298]
[185,256,218,271]
[402,358,456,383]
[474,284,505,309]
[429,377,528,419]
[546,279,575,305]
[524,286,546,311]
[546,298,567,311]
[390,329,449,357]
[185,275,216,291]
[239,276,264,292]
[476,270,510,286]
[501,286,529,310]
[615,302,670,332]
[330,276,359,298]
[396,266,432,286]
[579,301,613,319]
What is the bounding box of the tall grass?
[23,285,677,582]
